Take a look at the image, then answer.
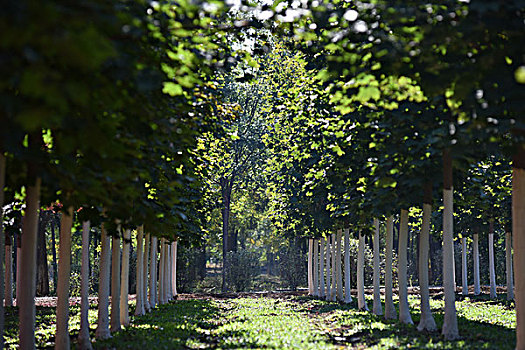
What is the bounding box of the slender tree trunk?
[51,219,58,293]
[336,230,343,301]
[158,239,165,305]
[16,234,21,305]
[221,181,232,293]
[313,239,319,296]
[372,219,382,315]
[55,207,74,350]
[344,229,352,303]
[166,244,172,301]
[149,236,158,308]
[0,153,5,348]
[384,216,397,320]
[144,233,151,311]
[19,175,41,350]
[326,237,331,301]
[512,153,525,349]
[36,212,50,296]
[134,227,144,317]
[110,235,121,333]
[95,222,112,339]
[120,229,131,326]
[488,220,497,299]
[171,241,177,297]
[398,209,413,324]
[473,233,481,295]
[357,231,368,310]
[505,230,514,301]
[78,221,93,350]
[417,200,437,332]
[461,236,468,296]
[442,149,458,340]
[319,238,326,298]
[330,233,337,301]
[308,239,314,295]
[5,239,13,307]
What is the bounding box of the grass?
[4,293,517,349]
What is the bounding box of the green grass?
[4,293,517,349]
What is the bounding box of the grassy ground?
[4,293,516,349]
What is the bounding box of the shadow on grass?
[93,299,224,349]
[299,295,515,349]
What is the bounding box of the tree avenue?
[0,0,524,349]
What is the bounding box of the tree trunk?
[512,155,525,350]
[384,216,397,320]
[357,231,368,311]
[166,244,172,301]
[505,230,514,301]
[417,201,437,332]
[308,239,314,295]
[55,207,74,350]
[50,219,58,294]
[398,209,413,324]
[336,230,343,301]
[36,211,50,296]
[372,219,382,316]
[0,153,5,349]
[149,236,158,308]
[120,229,131,326]
[473,233,481,295]
[158,239,165,305]
[110,235,121,333]
[18,176,41,350]
[134,227,144,317]
[16,235,21,305]
[95,223,112,340]
[441,149,459,340]
[326,237,331,301]
[319,238,326,298]
[330,233,337,301]
[171,241,178,297]
[5,238,13,307]
[144,232,151,311]
[461,236,468,296]
[312,239,319,296]
[343,229,352,303]
[78,221,93,350]
[221,180,232,293]
[488,221,497,299]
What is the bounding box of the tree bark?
[312,239,319,296]
[384,216,397,320]
[78,221,93,350]
[55,207,74,350]
[505,230,514,301]
[120,229,131,325]
[319,237,326,298]
[372,219,382,316]
[512,158,525,350]
[171,241,178,297]
[473,233,481,295]
[330,233,337,301]
[16,233,21,305]
[308,239,314,295]
[50,218,58,294]
[36,211,50,296]
[488,220,497,299]
[357,231,368,311]
[441,149,459,340]
[149,236,158,308]
[461,236,468,296]
[326,237,331,301]
[398,209,413,324]
[343,229,352,303]
[95,222,112,340]
[18,175,41,350]
[417,201,437,332]
[144,232,151,311]
[158,239,165,305]
[0,153,5,348]
[5,238,13,307]
[166,244,172,301]
[134,227,144,317]
[336,230,343,301]
[110,235,121,333]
